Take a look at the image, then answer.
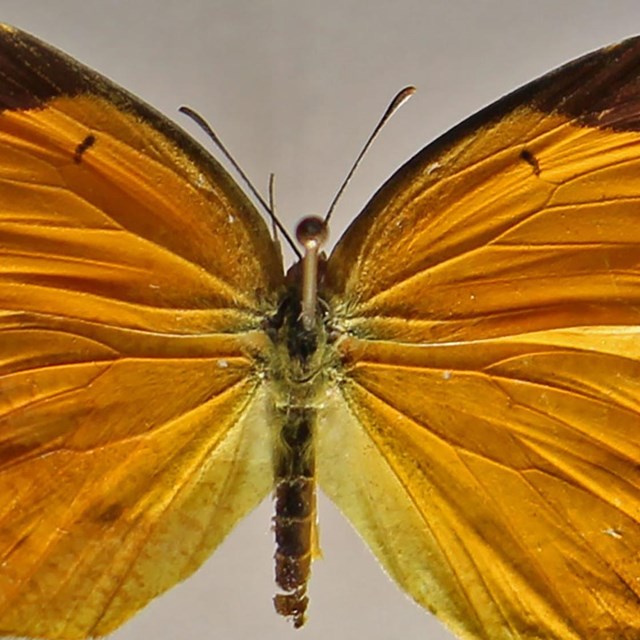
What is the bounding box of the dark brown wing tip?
[531,35,640,130]
[0,23,97,111]
[431,34,640,152]
[416,34,640,166]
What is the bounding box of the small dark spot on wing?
[520,148,540,175]
[91,502,124,523]
[74,133,96,163]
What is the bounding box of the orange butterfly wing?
[0,24,282,638]
[320,38,640,639]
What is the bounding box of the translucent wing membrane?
[322,36,640,639]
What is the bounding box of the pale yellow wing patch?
[319,330,640,639]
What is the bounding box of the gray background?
[1,1,640,639]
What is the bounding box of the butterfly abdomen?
[272,405,315,627]
[267,289,329,627]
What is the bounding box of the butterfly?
[1,22,640,640]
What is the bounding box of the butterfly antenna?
[179,105,302,259]
[324,86,416,224]
[268,173,278,239]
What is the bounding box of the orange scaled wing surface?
[320,37,640,639]
[0,25,283,639]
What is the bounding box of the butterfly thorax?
[265,279,332,628]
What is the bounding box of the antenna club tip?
[393,86,417,109]
[296,216,328,250]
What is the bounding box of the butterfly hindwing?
[320,37,640,639]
